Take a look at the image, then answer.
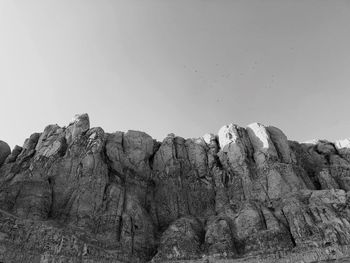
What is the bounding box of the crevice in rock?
[198,221,206,250]
[58,137,68,157]
[103,141,125,183]
[149,140,161,171]
[309,170,322,190]
[266,130,284,163]
[116,184,126,242]
[324,154,331,166]
[130,215,135,255]
[214,135,221,152]
[259,207,268,230]
[214,154,223,170]
[121,132,125,154]
[281,209,297,247]
[47,177,54,219]
[173,137,179,160]
[144,179,156,214]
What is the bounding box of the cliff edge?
[1,114,350,263]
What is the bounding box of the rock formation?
[1,114,350,262]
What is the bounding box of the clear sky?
[1,0,350,149]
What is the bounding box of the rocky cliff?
[1,114,350,263]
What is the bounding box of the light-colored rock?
[335,138,350,162]
[202,133,216,146]
[65,113,90,144]
[246,123,279,166]
[335,138,350,149]
[35,124,67,158]
[217,124,255,202]
[218,124,252,167]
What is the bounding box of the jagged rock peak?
[68,113,90,127]
[65,113,90,144]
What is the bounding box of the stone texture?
[5,145,22,163]
[105,130,154,179]
[2,115,350,262]
[281,189,350,248]
[204,216,236,257]
[246,122,279,167]
[152,216,204,262]
[65,113,90,145]
[0,140,11,167]
[266,126,294,164]
[152,134,216,228]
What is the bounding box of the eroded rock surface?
[2,115,350,262]
[0,140,10,166]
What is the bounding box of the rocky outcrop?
[0,140,10,166]
[2,114,350,262]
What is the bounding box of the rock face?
[2,115,350,262]
[0,140,10,166]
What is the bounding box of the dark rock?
[5,145,22,163]
[152,135,216,228]
[0,140,11,167]
[152,216,204,261]
[204,216,236,257]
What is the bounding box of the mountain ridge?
[1,113,350,263]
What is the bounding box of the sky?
[1,0,350,149]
